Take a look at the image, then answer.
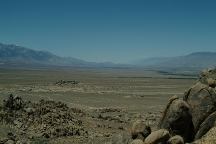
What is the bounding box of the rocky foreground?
[0,68,216,144]
[0,94,88,143]
[129,68,216,144]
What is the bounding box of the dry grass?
[0,68,196,113]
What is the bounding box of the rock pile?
[55,80,79,86]
[0,94,87,143]
[129,68,216,144]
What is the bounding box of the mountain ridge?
[0,43,127,68]
[135,52,216,70]
[0,43,215,71]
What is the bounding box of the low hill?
[135,52,216,73]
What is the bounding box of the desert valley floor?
[0,68,197,143]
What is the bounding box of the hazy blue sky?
[0,0,216,63]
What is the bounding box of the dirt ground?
[0,68,197,143]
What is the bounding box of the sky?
[0,0,216,63]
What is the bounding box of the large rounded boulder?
[144,129,170,144]
[159,96,194,142]
[131,120,151,140]
[183,82,216,133]
[195,111,216,140]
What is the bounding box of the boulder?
[159,96,194,142]
[144,129,170,144]
[207,78,216,88]
[195,111,216,140]
[167,135,184,144]
[183,82,216,133]
[131,120,151,140]
[193,126,216,144]
[199,68,216,85]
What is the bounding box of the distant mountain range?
[0,43,215,71]
[0,43,126,68]
[134,52,216,71]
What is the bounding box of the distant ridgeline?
[0,43,127,68]
[0,43,215,71]
[135,52,216,71]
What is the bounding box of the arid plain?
[0,68,197,143]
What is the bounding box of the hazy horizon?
[0,0,216,63]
